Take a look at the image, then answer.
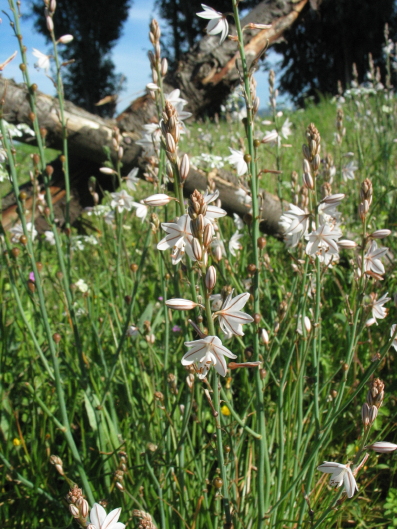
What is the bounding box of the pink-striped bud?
[303,171,314,190]
[205,266,216,291]
[367,441,397,453]
[191,238,202,261]
[370,229,391,239]
[161,57,168,77]
[321,193,345,204]
[165,298,200,310]
[143,194,175,206]
[179,154,190,182]
[69,504,80,518]
[338,239,357,249]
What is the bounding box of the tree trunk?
[0,0,308,236]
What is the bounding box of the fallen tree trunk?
[1,0,311,235]
[0,76,285,236]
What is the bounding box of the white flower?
[280,118,292,139]
[182,335,237,378]
[233,213,244,230]
[342,161,358,181]
[43,230,56,245]
[110,190,134,213]
[226,148,248,176]
[229,231,243,256]
[196,4,229,44]
[125,167,140,190]
[32,48,50,72]
[391,324,397,351]
[317,462,358,498]
[364,241,388,276]
[157,214,194,263]
[305,224,342,257]
[235,187,252,207]
[75,279,89,293]
[126,325,139,337]
[297,315,311,335]
[262,130,279,146]
[131,201,148,222]
[214,291,254,336]
[367,292,390,326]
[279,204,309,248]
[89,502,125,529]
[210,293,223,311]
[10,222,37,243]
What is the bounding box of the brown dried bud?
[259,368,267,380]
[53,333,61,343]
[360,178,373,205]
[46,165,54,176]
[253,313,261,325]
[257,236,266,249]
[247,263,257,274]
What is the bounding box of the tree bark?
[0,0,309,236]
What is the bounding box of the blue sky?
[1,0,283,114]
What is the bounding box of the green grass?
[2,85,397,529]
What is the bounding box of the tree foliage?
[31,0,132,116]
[273,0,397,104]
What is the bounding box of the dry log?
[0,76,285,236]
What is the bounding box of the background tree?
[273,0,397,104]
[31,0,132,116]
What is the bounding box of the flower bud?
[358,200,369,221]
[205,266,217,291]
[312,153,321,172]
[338,239,357,249]
[99,167,116,175]
[179,153,190,182]
[57,34,73,44]
[370,229,391,239]
[79,499,89,518]
[259,328,269,345]
[203,224,212,248]
[46,15,54,32]
[165,298,200,310]
[143,194,175,206]
[367,442,397,453]
[192,238,202,261]
[303,171,314,190]
[165,132,176,153]
[321,193,345,204]
[161,57,168,76]
[69,504,80,518]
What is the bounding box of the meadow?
[2,2,397,529]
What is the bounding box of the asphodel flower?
[317,461,358,498]
[182,336,236,378]
[88,503,125,529]
[214,291,254,336]
[196,4,229,44]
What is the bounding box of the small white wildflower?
[32,48,50,72]
[226,148,248,176]
[229,231,243,256]
[43,230,56,245]
[182,335,237,378]
[233,213,244,230]
[317,462,358,498]
[214,291,254,336]
[196,4,229,44]
[110,190,134,213]
[125,167,140,190]
[89,502,125,529]
[75,279,89,293]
